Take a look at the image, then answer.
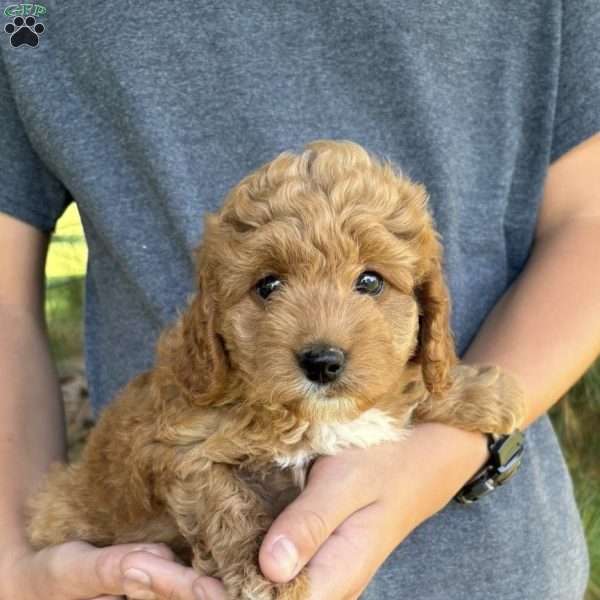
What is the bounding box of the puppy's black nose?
[296,344,346,384]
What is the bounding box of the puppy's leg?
[167,463,309,600]
[27,463,115,548]
[413,365,526,434]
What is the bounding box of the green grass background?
[45,205,600,598]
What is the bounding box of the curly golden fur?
[27,140,525,600]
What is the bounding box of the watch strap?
[455,430,525,504]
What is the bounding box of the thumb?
[258,460,375,583]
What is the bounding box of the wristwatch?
[454,430,525,504]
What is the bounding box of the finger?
[307,501,393,600]
[120,549,227,600]
[40,542,174,598]
[192,576,229,600]
[259,456,377,583]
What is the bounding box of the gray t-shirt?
[1,2,597,598]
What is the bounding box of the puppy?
[28,140,524,599]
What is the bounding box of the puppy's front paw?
[450,364,526,434]
[227,566,309,600]
[272,570,310,600]
[414,364,526,435]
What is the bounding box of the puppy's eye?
[255,275,283,300]
[355,271,384,296]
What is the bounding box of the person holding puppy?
[1,3,598,599]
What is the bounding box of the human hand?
[0,425,486,600]
[0,540,227,600]
[259,423,489,600]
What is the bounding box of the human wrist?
[394,423,489,524]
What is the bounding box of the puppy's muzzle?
[296,343,346,385]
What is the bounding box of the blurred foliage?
[45,204,86,366]
[46,277,84,364]
[46,203,87,279]
[45,206,600,598]
[551,362,600,600]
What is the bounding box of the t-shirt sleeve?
[0,58,69,232]
[550,0,600,164]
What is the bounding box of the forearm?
[0,304,66,552]
[464,219,600,426]
[402,219,600,523]
[0,309,212,600]
[414,141,600,513]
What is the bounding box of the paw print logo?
[4,15,45,48]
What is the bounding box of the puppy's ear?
[177,251,229,398]
[413,253,457,395]
[197,272,229,389]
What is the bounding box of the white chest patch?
[274,408,409,486]
[308,407,408,454]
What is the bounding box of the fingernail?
[269,536,299,579]
[132,544,167,558]
[123,568,156,600]
[124,567,151,586]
